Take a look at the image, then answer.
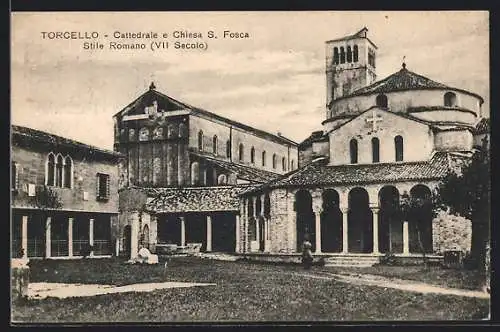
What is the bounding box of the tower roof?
[325,27,377,49]
[347,65,484,103]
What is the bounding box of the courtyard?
[12,256,489,322]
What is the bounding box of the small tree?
[434,137,490,272]
[28,185,62,258]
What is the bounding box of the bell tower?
[325,27,378,108]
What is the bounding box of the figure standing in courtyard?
[302,234,313,270]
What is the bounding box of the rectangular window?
[11,162,19,191]
[96,173,111,201]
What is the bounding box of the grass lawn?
[12,257,489,322]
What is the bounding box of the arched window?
[282,157,286,171]
[291,160,295,170]
[395,136,404,162]
[262,151,266,166]
[272,154,277,169]
[139,127,149,141]
[347,46,352,63]
[226,140,231,158]
[376,94,388,108]
[239,143,244,162]
[340,47,346,64]
[444,92,457,107]
[333,47,339,65]
[371,137,380,163]
[250,147,255,164]
[153,127,163,139]
[353,45,359,62]
[212,135,218,155]
[217,174,227,185]
[128,129,136,141]
[349,139,358,164]
[56,154,63,187]
[46,153,55,186]
[198,131,204,151]
[190,162,200,185]
[63,156,72,188]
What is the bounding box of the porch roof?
[191,152,281,183]
[144,185,257,213]
[243,152,454,194]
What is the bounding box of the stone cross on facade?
[366,109,383,131]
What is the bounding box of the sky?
[11,11,489,150]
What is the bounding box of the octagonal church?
[117,28,488,264]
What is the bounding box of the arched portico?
[348,188,373,253]
[409,184,433,253]
[321,189,342,253]
[378,186,401,253]
[295,189,315,252]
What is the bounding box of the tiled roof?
[114,86,297,146]
[11,125,123,159]
[144,185,257,213]
[474,117,490,134]
[191,152,281,183]
[347,66,484,103]
[244,152,452,194]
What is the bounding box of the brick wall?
[432,209,472,254]
[12,145,119,213]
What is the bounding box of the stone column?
[253,197,258,251]
[314,210,322,253]
[371,207,380,254]
[21,215,28,259]
[45,217,51,258]
[403,220,410,255]
[68,217,74,257]
[130,214,138,259]
[341,208,348,253]
[235,214,240,253]
[206,215,212,252]
[89,218,94,257]
[180,216,186,247]
[243,199,249,253]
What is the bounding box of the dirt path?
[292,270,489,299]
[28,281,217,300]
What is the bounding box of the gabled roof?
[191,152,281,184]
[11,125,123,159]
[144,185,257,213]
[243,152,453,195]
[114,84,298,146]
[346,66,484,103]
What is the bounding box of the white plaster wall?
[410,110,476,125]
[189,115,298,174]
[434,130,474,152]
[329,89,481,119]
[329,109,434,165]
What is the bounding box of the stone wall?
[11,145,120,213]
[432,209,472,254]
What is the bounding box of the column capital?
[370,207,380,214]
[313,208,323,214]
[340,207,349,214]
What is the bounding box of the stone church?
[117,27,489,263]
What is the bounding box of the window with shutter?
[96,173,111,201]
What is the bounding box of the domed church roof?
[348,64,483,103]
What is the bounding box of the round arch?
[295,189,315,252]
[348,187,373,253]
[378,186,401,253]
[409,184,433,253]
[321,189,342,253]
